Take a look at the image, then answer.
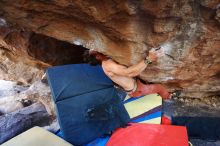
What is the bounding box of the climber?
[84,49,171,99]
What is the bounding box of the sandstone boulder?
[0,0,219,98]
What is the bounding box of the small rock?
[212,103,217,108]
[185,99,189,103]
[179,98,184,102]
[0,100,23,114]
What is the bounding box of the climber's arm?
[101,60,127,76]
[102,60,148,77]
[102,51,157,77]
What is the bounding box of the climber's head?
[83,50,107,66]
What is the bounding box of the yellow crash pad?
[1,126,73,146]
[124,94,162,124]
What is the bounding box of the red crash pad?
[107,123,188,146]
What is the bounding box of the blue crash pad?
[47,64,130,145]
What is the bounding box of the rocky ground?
[0,79,56,118]
[1,77,220,145]
[0,79,59,144]
[173,95,220,109]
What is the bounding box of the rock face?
[0,0,219,98]
[0,49,44,84]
